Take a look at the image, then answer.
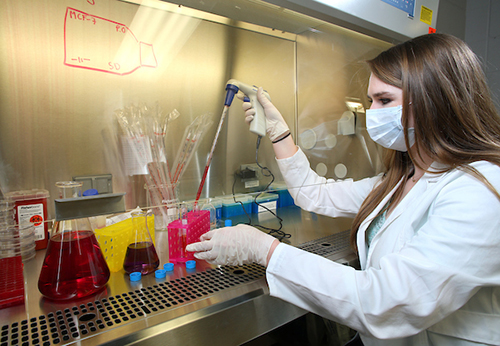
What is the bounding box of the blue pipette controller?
[224,79,269,137]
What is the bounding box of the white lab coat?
[266,148,500,346]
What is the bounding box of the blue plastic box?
[222,195,252,218]
[251,193,279,214]
[270,183,295,208]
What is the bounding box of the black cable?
[231,136,291,241]
[232,171,252,225]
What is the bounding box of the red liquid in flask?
[123,242,159,275]
[38,230,110,300]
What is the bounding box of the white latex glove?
[185,224,276,267]
[241,87,290,142]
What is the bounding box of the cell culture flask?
[123,210,159,275]
[38,181,110,300]
[38,216,111,300]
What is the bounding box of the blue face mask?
[366,105,415,152]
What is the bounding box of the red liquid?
[195,165,210,205]
[180,230,187,258]
[123,242,159,275]
[38,230,110,300]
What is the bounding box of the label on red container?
[17,204,45,241]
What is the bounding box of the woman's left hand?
[186,224,277,266]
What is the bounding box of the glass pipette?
[194,105,229,206]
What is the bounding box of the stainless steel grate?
[0,263,266,346]
[297,229,351,257]
[1,232,353,346]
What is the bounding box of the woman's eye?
[380,98,391,105]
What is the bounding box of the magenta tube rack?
[167,210,209,263]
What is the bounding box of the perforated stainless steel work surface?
[1,207,356,346]
[1,264,266,346]
[297,229,351,256]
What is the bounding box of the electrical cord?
[231,136,291,241]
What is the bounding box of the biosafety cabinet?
[0,0,439,211]
[0,0,439,345]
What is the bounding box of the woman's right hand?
[242,87,290,142]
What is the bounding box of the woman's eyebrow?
[367,91,393,99]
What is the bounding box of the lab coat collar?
[427,161,450,177]
[357,164,448,269]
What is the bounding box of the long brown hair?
[350,33,500,251]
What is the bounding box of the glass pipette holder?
[145,183,179,231]
[167,209,210,263]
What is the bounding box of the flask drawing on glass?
[64,7,157,75]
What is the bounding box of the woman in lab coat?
[186,33,500,345]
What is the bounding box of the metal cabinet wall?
[0,0,391,217]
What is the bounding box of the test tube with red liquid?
[179,204,188,258]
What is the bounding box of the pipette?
[194,105,229,206]
[225,79,269,137]
[194,79,268,205]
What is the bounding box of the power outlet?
[73,174,113,194]
[238,163,260,188]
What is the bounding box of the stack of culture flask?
[0,199,26,309]
[0,199,36,262]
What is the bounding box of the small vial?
[211,198,223,228]
[180,204,188,258]
[202,199,217,230]
[181,204,188,224]
[192,203,201,216]
[180,228,187,258]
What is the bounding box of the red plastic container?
[0,256,25,309]
[7,189,50,250]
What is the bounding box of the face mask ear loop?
[402,98,413,149]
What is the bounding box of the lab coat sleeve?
[276,147,381,218]
[266,165,500,339]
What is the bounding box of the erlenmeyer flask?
[123,210,159,275]
[38,181,110,300]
